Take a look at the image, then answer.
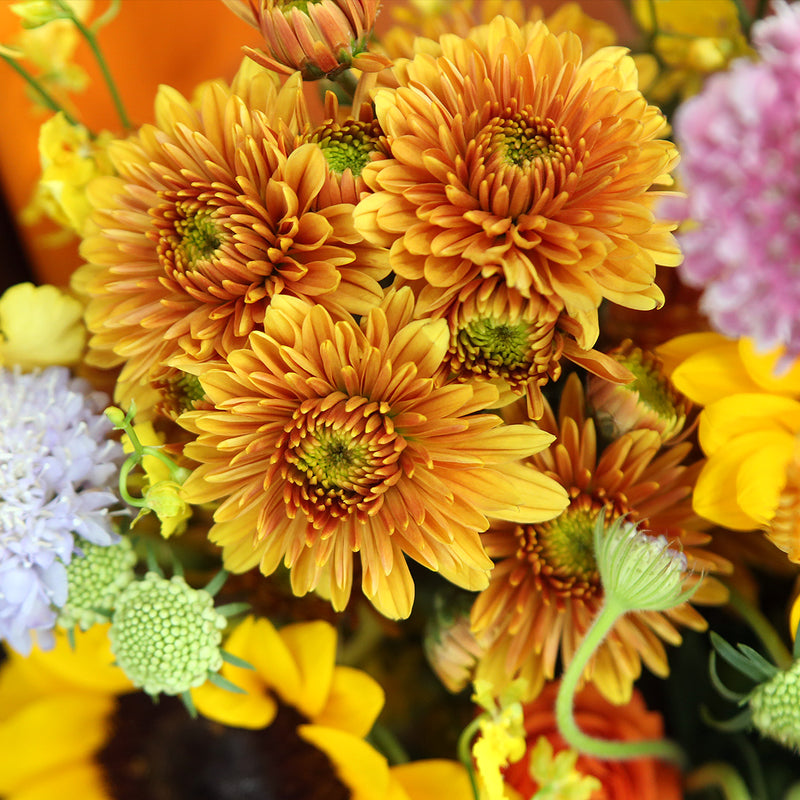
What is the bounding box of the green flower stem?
[555,596,686,766]
[0,53,79,125]
[333,68,358,99]
[457,715,483,800]
[724,581,793,670]
[685,763,752,800]
[53,0,131,130]
[369,723,409,766]
[118,455,149,508]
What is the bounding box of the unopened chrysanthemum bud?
[223,0,389,80]
[9,0,70,28]
[109,572,227,696]
[749,659,800,752]
[57,536,137,631]
[594,514,693,613]
[587,340,688,442]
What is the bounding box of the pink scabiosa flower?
[675,0,800,366]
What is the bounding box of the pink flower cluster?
[675,1,800,365]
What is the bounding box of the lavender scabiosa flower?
[0,367,122,653]
[675,0,800,367]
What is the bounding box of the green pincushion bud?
[109,572,227,696]
[749,659,800,751]
[57,537,137,631]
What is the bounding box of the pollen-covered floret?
[109,572,227,696]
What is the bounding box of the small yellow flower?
[524,737,600,800]
[471,680,527,800]
[22,113,115,237]
[0,282,85,369]
[122,422,191,539]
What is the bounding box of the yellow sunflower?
[179,288,569,619]
[661,333,800,562]
[0,619,470,800]
[72,59,389,408]
[469,374,730,704]
[354,16,682,351]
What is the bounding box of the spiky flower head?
[587,339,688,442]
[0,366,122,654]
[57,536,137,631]
[109,572,227,696]
[222,0,389,80]
[594,514,693,613]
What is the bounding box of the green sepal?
[207,669,247,695]
[710,632,778,683]
[709,651,751,704]
[221,649,255,671]
[180,690,197,719]
[204,570,229,598]
[66,626,76,651]
[700,704,753,733]
[216,602,250,618]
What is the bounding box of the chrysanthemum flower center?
[461,318,532,371]
[276,394,406,525]
[488,114,568,169]
[310,119,383,177]
[621,351,676,418]
[516,504,622,598]
[155,199,225,273]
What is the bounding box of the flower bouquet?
[1,0,799,798]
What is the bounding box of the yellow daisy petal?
[739,338,800,396]
[7,762,108,800]
[699,394,800,455]
[298,724,390,800]
[670,340,762,405]
[655,332,728,376]
[388,760,474,800]
[278,620,337,719]
[736,432,796,527]
[0,694,112,795]
[313,665,385,738]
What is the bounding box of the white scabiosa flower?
[0,366,122,653]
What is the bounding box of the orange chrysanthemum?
[470,374,731,704]
[355,16,682,349]
[421,274,632,418]
[72,65,389,407]
[179,289,569,619]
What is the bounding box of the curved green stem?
[685,763,751,800]
[724,581,793,670]
[1,52,79,125]
[118,455,148,508]
[457,715,482,800]
[555,597,686,766]
[53,0,131,130]
[369,723,409,766]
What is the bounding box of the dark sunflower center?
[310,119,383,177]
[491,114,567,168]
[98,693,350,800]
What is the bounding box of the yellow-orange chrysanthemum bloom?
[355,16,682,349]
[72,64,389,406]
[179,289,569,619]
[470,374,731,704]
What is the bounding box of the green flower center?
[278,0,323,13]
[174,208,223,266]
[490,114,568,168]
[109,572,226,696]
[294,427,370,490]
[460,318,532,371]
[152,370,208,419]
[311,119,382,178]
[621,351,676,418]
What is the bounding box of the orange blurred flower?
[502,682,683,800]
[178,289,569,620]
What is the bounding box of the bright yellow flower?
[662,333,800,562]
[517,737,600,800]
[193,615,473,800]
[22,113,115,238]
[632,0,754,101]
[0,282,85,369]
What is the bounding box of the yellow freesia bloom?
[660,334,800,561]
[22,113,115,238]
[0,282,85,369]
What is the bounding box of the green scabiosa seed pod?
[109,572,227,696]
